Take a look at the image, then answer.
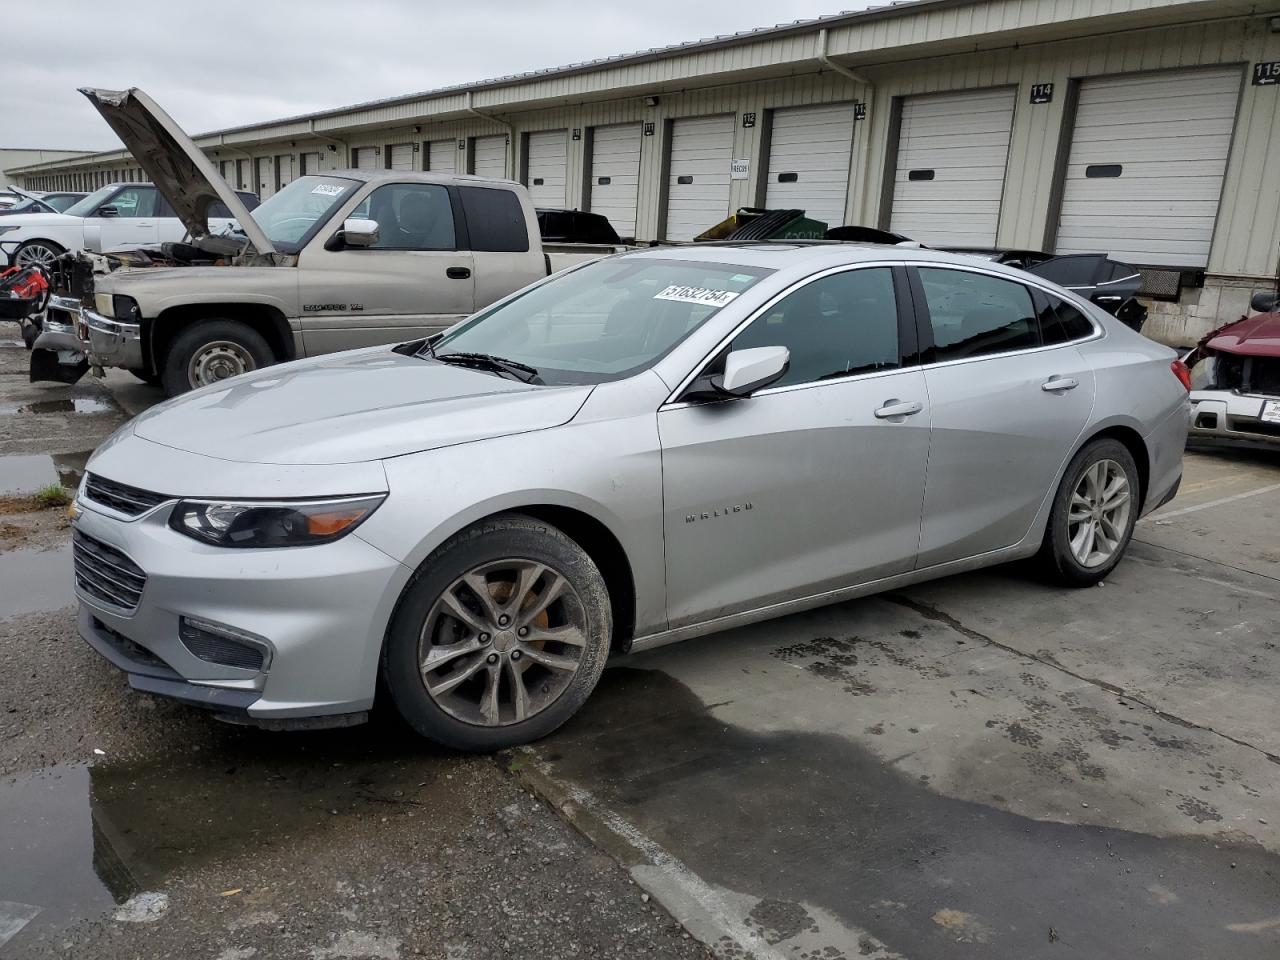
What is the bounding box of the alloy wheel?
[419,559,589,726]
[1067,458,1131,568]
[188,340,256,387]
[14,243,60,269]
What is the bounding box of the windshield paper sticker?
[311,184,344,196]
[654,285,740,308]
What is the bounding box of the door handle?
[874,399,923,420]
[446,266,471,280]
[1041,376,1080,392]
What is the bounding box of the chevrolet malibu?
[72,243,1189,750]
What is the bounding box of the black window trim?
[904,262,1103,370]
[666,261,922,407]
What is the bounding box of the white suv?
[0,181,258,268]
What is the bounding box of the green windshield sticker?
[730,274,753,283]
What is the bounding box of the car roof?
[614,241,1047,281]
[318,169,519,187]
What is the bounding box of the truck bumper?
[81,306,143,370]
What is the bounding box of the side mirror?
[96,205,119,218]
[683,345,790,402]
[338,217,379,248]
[1251,290,1279,314]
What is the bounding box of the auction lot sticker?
[654,286,740,308]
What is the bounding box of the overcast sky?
[5,0,869,151]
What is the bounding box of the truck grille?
[73,530,147,612]
[84,473,170,517]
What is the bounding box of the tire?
[128,367,163,386]
[13,239,64,270]
[21,322,38,350]
[382,513,612,752]
[160,319,274,396]
[1039,438,1140,587]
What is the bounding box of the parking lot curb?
[502,748,792,960]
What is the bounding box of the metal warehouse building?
[13,0,1280,345]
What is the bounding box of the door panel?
[94,186,160,251]
[659,369,930,627]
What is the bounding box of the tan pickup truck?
[60,88,624,395]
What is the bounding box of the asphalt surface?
[0,336,708,960]
[4,332,1280,959]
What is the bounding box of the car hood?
[130,347,594,465]
[97,264,281,293]
[0,212,79,229]
[79,87,275,257]
[1204,312,1280,359]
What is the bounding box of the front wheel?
[382,513,612,751]
[1039,438,1140,586]
[161,319,274,396]
[14,239,64,270]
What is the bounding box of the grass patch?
[32,483,72,509]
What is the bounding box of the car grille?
[84,473,170,517]
[73,530,147,613]
[1228,417,1280,439]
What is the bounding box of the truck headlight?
[169,495,385,548]
[112,295,140,322]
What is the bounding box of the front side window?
[106,187,158,218]
[917,268,1039,361]
[348,183,456,251]
[430,257,771,384]
[63,186,117,218]
[731,268,901,388]
[248,175,359,253]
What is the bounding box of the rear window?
[459,186,529,253]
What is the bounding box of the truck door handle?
[446,267,471,280]
[1041,376,1080,392]
[874,399,923,420]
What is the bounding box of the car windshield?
[62,186,119,218]
[247,175,359,253]
[427,257,773,385]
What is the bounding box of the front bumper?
[72,492,411,724]
[81,306,143,370]
[1188,389,1280,448]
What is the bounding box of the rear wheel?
[382,514,612,751]
[1040,438,1139,586]
[160,319,274,396]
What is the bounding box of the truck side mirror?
[338,218,379,249]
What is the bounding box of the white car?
[0,181,259,268]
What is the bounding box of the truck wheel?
[161,319,274,396]
[381,513,612,752]
[128,368,163,386]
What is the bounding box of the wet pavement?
[0,334,707,960]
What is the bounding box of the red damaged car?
[1187,291,1280,448]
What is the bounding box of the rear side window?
[1038,294,1095,345]
[917,268,1040,361]
[459,186,530,252]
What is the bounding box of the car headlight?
[169,495,385,548]
[0,225,21,236]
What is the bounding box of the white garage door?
[427,139,456,174]
[665,114,735,242]
[353,147,380,170]
[888,87,1016,246]
[300,151,322,175]
[765,103,856,228]
[472,136,507,179]
[526,130,568,207]
[589,123,642,239]
[1054,68,1241,268]
[389,143,414,171]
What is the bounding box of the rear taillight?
[1171,359,1192,392]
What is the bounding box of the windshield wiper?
[434,351,542,384]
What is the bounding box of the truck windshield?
[249,175,359,253]
[428,257,773,385]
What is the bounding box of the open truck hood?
[79,87,276,257]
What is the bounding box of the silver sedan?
[71,243,1189,750]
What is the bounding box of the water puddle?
[0,721,440,947]
[0,396,118,416]
[0,544,73,617]
[0,455,61,497]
